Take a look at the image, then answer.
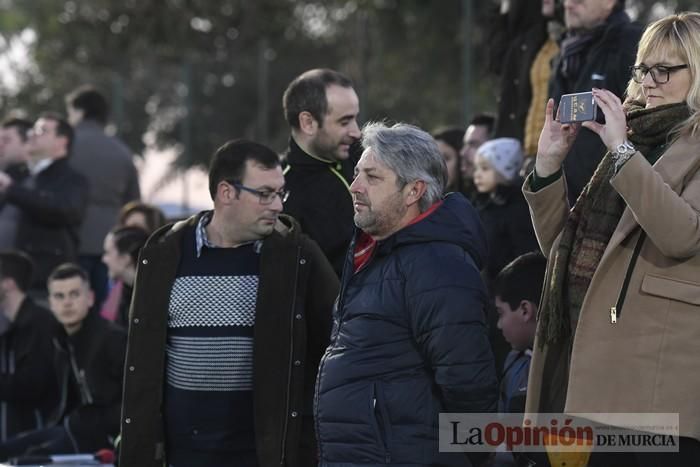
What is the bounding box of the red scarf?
[353,201,443,273]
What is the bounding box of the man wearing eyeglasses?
[0,113,89,301]
[119,139,339,467]
[282,68,362,278]
[548,0,642,204]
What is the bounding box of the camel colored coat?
[523,135,700,440]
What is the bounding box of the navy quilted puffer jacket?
[314,193,498,466]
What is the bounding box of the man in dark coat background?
[0,113,89,300]
[119,140,338,467]
[314,122,498,467]
[66,85,140,307]
[0,251,58,442]
[548,0,642,204]
[282,68,361,277]
[0,263,125,460]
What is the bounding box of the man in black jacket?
[0,118,33,251]
[282,68,361,277]
[0,263,126,460]
[315,122,498,467]
[119,140,338,467]
[0,113,89,299]
[0,251,58,441]
[547,0,642,204]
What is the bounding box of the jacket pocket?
[369,382,392,463]
[641,273,700,306]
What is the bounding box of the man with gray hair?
[314,122,498,466]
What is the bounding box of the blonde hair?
[625,12,700,136]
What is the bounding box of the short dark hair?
[468,113,496,136]
[39,112,74,156]
[47,262,89,287]
[2,118,33,142]
[110,226,150,264]
[283,68,354,130]
[119,201,167,234]
[432,127,465,154]
[0,251,34,292]
[66,85,109,125]
[493,251,547,310]
[208,139,281,200]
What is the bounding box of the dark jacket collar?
[52,311,102,348]
[156,210,301,248]
[75,120,104,132]
[36,157,71,178]
[372,193,487,270]
[286,136,342,169]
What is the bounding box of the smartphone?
[558,91,597,124]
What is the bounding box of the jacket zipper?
[280,246,302,464]
[610,232,646,323]
[315,237,379,461]
[68,343,93,404]
[63,417,80,452]
[314,240,357,461]
[371,384,391,463]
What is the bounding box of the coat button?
[125,418,131,424]
[299,258,306,265]
[509,113,516,120]
[291,411,298,418]
[133,318,140,324]
[129,366,135,372]
[294,360,301,366]
[142,259,149,265]
[513,78,519,85]
[295,314,302,320]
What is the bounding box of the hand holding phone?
[534,98,581,177]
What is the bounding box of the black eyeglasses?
[228,181,289,205]
[631,64,688,84]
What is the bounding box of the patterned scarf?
[559,29,601,82]
[538,101,691,348]
[559,8,629,88]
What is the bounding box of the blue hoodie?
[314,193,498,466]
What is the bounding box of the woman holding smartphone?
[524,12,700,466]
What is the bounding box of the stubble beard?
[310,132,347,162]
[354,193,407,238]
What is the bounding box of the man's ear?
[520,300,537,322]
[216,180,237,205]
[405,180,427,208]
[298,111,319,136]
